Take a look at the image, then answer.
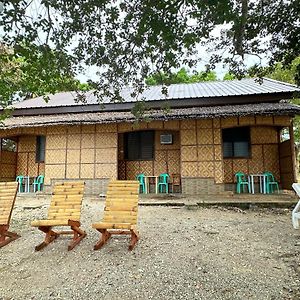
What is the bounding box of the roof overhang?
[1,102,299,129]
[8,91,296,117]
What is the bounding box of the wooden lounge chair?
[31,181,86,251]
[92,180,140,251]
[0,182,20,248]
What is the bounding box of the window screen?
[222,127,250,158]
[36,136,46,162]
[124,131,154,160]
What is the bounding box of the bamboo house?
[1,78,300,195]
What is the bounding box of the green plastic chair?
[235,172,250,194]
[16,175,24,193]
[264,172,279,194]
[136,174,146,194]
[158,173,169,193]
[33,175,44,192]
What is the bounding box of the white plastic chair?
[291,183,300,229]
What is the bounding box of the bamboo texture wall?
[180,115,292,185]
[180,118,223,183]
[222,116,291,184]
[44,124,118,184]
[223,126,280,183]
[0,150,17,181]
[0,114,293,190]
[118,120,181,180]
[279,140,294,189]
[17,135,45,177]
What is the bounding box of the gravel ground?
[0,197,300,300]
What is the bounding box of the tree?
[145,68,217,85]
[265,57,300,173]
[223,72,237,81]
[0,43,91,109]
[0,1,299,106]
[265,57,300,87]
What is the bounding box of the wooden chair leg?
[68,220,87,251]
[35,226,59,251]
[0,225,20,248]
[129,229,140,251]
[94,229,112,250]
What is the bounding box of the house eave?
[8,92,296,117]
[1,102,299,130]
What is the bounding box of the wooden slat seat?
[0,181,20,248]
[31,181,86,251]
[92,180,140,251]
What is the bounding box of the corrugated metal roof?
[11,78,300,110]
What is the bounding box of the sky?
[75,23,268,83]
[76,53,266,83]
[0,2,269,84]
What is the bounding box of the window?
[222,127,250,158]
[124,131,154,160]
[36,136,46,162]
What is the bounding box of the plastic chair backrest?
[37,175,44,184]
[235,172,246,183]
[16,175,23,181]
[264,171,276,182]
[159,173,169,183]
[136,174,145,183]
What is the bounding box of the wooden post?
[289,121,297,183]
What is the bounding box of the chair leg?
[94,229,112,250]
[276,183,279,193]
[129,228,140,251]
[35,226,60,251]
[0,225,20,248]
[236,184,240,194]
[68,220,87,251]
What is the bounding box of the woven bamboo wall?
[118,120,181,180]
[279,140,294,189]
[44,124,118,184]
[0,114,292,188]
[180,118,223,183]
[17,135,45,177]
[0,150,17,181]
[180,115,291,184]
[221,115,292,184]
[0,128,46,180]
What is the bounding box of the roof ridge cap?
[263,77,300,88]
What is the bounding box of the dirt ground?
[0,196,300,300]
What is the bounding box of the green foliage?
[0,1,299,103]
[265,57,300,85]
[0,43,91,108]
[223,72,237,80]
[265,58,300,145]
[145,68,217,85]
[131,100,150,122]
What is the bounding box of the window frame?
[124,130,155,161]
[222,127,251,159]
[36,135,46,163]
